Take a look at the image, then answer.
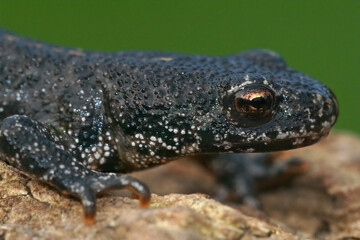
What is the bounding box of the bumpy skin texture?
[0,29,338,223]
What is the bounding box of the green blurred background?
[0,0,358,133]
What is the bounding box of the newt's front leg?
[0,115,150,224]
[198,153,308,208]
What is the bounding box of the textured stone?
[0,132,358,239]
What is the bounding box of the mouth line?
[229,130,331,152]
[237,130,328,144]
[269,131,327,143]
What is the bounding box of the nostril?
[324,100,331,112]
[320,95,332,113]
[322,90,339,117]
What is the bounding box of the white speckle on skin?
[94,152,101,159]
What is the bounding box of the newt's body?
[0,29,338,223]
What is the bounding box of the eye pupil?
[236,96,267,113]
[250,96,267,109]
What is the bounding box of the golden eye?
[234,87,274,118]
[223,85,277,128]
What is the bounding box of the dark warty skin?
[0,28,338,223]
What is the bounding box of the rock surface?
[0,132,359,239]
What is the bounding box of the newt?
[0,28,338,224]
